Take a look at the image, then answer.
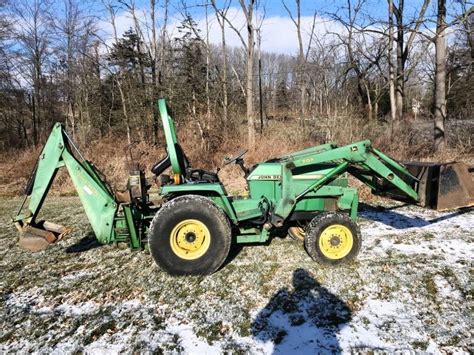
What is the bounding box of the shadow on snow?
[359,203,472,230]
[252,268,352,354]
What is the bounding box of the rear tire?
[304,212,361,266]
[148,195,232,275]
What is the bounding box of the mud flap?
[373,162,474,211]
[18,221,71,252]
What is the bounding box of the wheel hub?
[170,219,211,260]
[330,235,341,246]
[319,224,353,260]
[185,232,196,243]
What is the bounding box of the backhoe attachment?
[13,123,117,252]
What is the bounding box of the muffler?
[373,161,474,211]
[16,221,71,252]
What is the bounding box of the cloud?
[170,7,344,55]
[98,6,344,56]
[98,11,136,49]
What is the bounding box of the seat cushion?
[187,169,219,183]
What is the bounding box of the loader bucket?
[17,221,71,252]
[373,162,474,211]
[436,162,474,210]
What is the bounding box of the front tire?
[304,212,361,265]
[148,195,232,275]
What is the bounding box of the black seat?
[151,144,219,184]
[151,154,171,176]
[187,169,219,183]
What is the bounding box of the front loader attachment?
[373,161,474,211]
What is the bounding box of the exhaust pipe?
[373,162,474,211]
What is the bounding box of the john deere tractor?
[13,99,474,275]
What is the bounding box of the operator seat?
[151,143,219,184]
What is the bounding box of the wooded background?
[0,0,472,157]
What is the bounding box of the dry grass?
[0,116,472,197]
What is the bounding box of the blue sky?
[149,0,444,21]
[91,0,467,55]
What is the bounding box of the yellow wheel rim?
[319,224,353,260]
[169,219,211,260]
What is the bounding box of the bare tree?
[219,0,258,149]
[150,0,159,143]
[13,0,52,145]
[330,0,381,120]
[211,0,231,124]
[393,0,430,120]
[388,0,397,125]
[159,0,169,96]
[241,0,256,149]
[434,0,446,151]
[102,0,132,144]
[53,0,97,140]
[282,0,317,129]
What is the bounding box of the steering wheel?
[224,149,248,166]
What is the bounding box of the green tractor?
[13,99,474,275]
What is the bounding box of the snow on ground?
[0,197,472,353]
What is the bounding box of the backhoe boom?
[14,123,117,250]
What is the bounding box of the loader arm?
[272,140,420,222]
[13,123,118,248]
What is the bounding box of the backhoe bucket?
[373,162,474,211]
[17,221,71,252]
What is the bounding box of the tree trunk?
[246,30,255,149]
[205,4,211,121]
[365,83,372,120]
[159,0,169,95]
[295,0,306,130]
[242,0,256,149]
[220,22,228,124]
[434,0,447,152]
[395,0,404,120]
[221,27,228,124]
[212,0,230,124]
[388,0,397,124]
[117,79,132,144]
[257,28,263,134]
[151,0,159,144]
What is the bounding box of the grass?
[0,196,473,352]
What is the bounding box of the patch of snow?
[167,323,222,354]
[55,302,98,316]
[426,340,441,354]
[360,205,473,264]
[433,275,462,300]
[360,205,473,238]
[60,271,95,282]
